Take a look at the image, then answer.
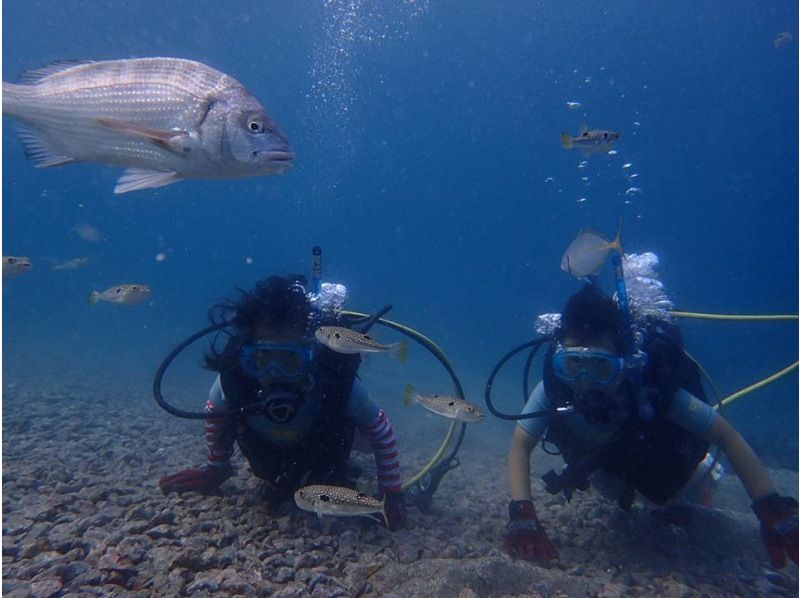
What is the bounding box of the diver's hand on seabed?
[752,493,799,568]
[159,463,233,495]
[505,500,560,564]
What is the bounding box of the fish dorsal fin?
[609,218,624,255]
[577,226,608,242]
[17,60,97,84]
[579,123,589,135]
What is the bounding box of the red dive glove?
[505,500,559,563]
[384,491,407,531]
[158,464,233,495]
[752,493,799,568]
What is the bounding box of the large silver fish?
[2,58,294,194]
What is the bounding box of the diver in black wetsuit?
[504,285,798,569]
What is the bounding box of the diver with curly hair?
[158,275,406,529]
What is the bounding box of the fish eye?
[247,118,265,134]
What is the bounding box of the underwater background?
[3,0,797,475]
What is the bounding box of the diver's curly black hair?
[204,275,339,372]
[559,284,627,353]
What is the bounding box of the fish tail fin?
[389,340,408,364]
[610,218,624,256]
[403,384,415,407]
[560,132,573,149]
[88,290,100,305]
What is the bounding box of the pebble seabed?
[3,385,798,598]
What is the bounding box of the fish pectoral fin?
[114,169,183,194]
[15,125,76,167]
[94,118,192,154]
[366,512,387,526]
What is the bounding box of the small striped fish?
[315,326,407,362]
[294,485,387,526]
[403,385,485,423]
[560,126,619,156]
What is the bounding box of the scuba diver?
[158,274,406,530]
[503,284,798,568]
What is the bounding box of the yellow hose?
[401,420,458,490]
[670,310,797,407]
[340,310,462,492]
[670,311,798,321]
[716,361,799,409]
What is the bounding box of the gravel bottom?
[3,383,798,598]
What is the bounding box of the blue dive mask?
[239,343,313,379]
[552,346,624,386]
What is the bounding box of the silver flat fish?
[561,225,623,279]
[2,58,294,193]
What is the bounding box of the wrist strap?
[509,499,537,520]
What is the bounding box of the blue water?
[3,1,797,469]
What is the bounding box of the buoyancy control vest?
[218,338,361,498]
[542,317,710,505]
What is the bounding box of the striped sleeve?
[359,408,402,494]
[205,376,234,467]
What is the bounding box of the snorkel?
[612,250,653,421]
[311,246,323,296]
